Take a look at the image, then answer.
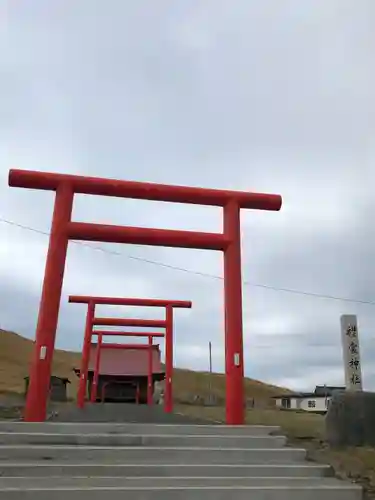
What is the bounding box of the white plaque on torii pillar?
[340,314,363,391]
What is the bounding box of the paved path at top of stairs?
[0,404,363,499]
[49,402,213,423]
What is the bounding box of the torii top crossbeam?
[9,169,282,210]
[92,331,165,337]
[92,318,166,327]
[94,343,160,350]
[69,296,192,308]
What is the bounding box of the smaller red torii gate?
[91,330,165,405]
[96,343,160,404]
[69,295,192,413]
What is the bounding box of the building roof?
[314,385,345,396]
[272,385,345,399]
[87,344,164,376]
[272,393,315,399]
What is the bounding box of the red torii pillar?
[8,169,282,424]
[92,331,102,402]
[91,330,165,405]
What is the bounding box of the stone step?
[0,462,333,478]
[0,432,286,448]
[0,445,306,463]
[0,477,362,500]
[0,422,280,436]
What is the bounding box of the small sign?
[340,315,363,391]
[234,353,240,366]
[39,346,47,360]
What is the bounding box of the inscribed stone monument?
[340,314,362,391]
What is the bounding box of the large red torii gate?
[8,169,282,424]
[69,295,191,412]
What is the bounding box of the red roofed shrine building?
[74,344,165,403]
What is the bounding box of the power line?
[1,216,374,306]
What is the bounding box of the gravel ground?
[49,402,214,424]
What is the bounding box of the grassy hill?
[0,330,81,399]
[0,329,288,403]
[3,331,375,498]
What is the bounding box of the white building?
[273,386,345,414]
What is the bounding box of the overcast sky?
[0,1,374,392]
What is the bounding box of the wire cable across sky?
[1,216,374,306]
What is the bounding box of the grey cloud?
[0,0,374,392]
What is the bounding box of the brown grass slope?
[3,332,375,498]
[0,330,81,399]
[0,329,288,402]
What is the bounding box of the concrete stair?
[0,420,362,499]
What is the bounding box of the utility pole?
[208,341,213,403]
